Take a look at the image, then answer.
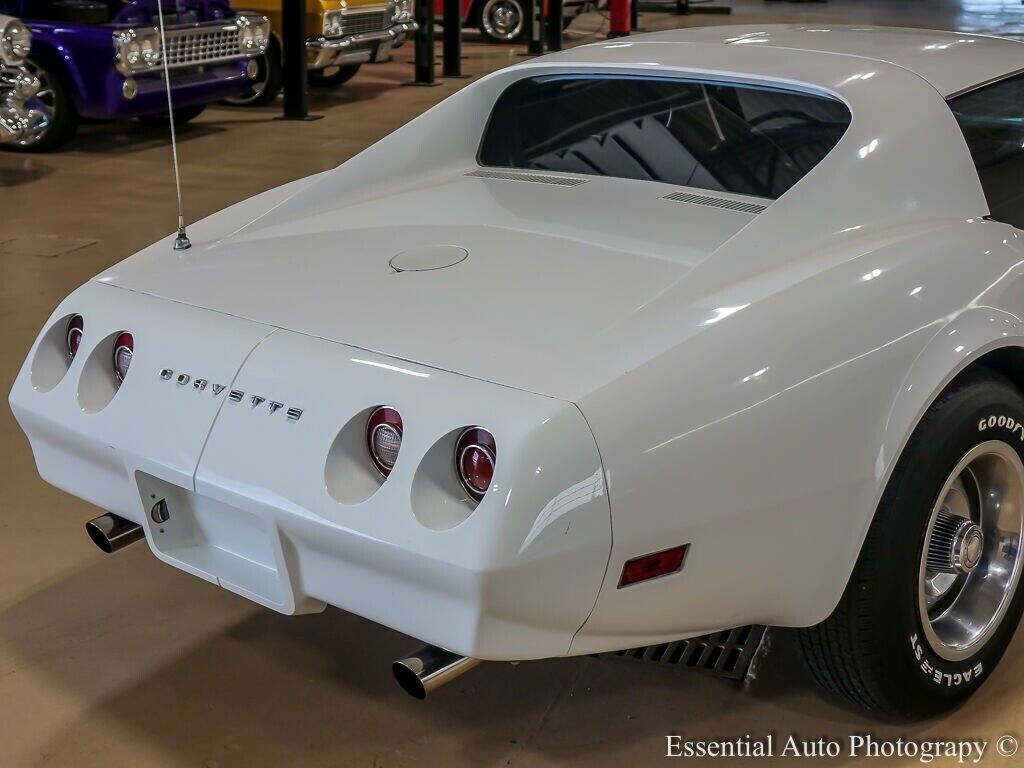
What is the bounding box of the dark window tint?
[478,75,851,200]
[949,73,1024,228]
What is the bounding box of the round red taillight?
[113,332,133,383]
[66,315,84,361]
[367,407,403,478]
[456,427,496,502]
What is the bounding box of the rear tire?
[799,371,1024,719]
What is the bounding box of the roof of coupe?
[559,24,1024,97]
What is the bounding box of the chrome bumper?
[307,20,418,69]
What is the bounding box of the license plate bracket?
[136,472,289,611]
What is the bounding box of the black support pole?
[545,0,563,51]
[441,0,465,77]
[527,0,544,55]
[280,0,311,119]
[630,0,638,32]
[410,0,439,85]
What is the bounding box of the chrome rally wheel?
[919,441,1024,661]
[5,59,76,152]
[798,370,1024,719]
[478,0,525,42]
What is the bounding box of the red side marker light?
[618,545,688,588]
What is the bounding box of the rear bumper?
[307,20,419,69]
[10,281,611,660]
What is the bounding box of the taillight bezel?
[112,331,134,383]
[455,427,497,503]
[366,406,403,478]
[66,314,84,361]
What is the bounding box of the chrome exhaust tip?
[85,513,144,554]
[392,644,482,699]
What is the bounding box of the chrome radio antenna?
[154,0,191,251]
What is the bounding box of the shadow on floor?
[0,155,53,187]
[60,120,228,156]
[0,541,983,767]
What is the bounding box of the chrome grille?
[340,9,391,35]
[162,25,242,68]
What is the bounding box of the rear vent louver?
[465,169,589,187]
[661,191,767,215]
[608,625,767,680]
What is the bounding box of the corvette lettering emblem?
[159,368,303,422]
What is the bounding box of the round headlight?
[238,24,256,50]
[141,36,160,65]
[322,11,343,37]
[1,19,32,65]
[395,0,413,20]
[253,19,269,48]
[126,39,142,66]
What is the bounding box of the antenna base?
[173,233,192,251]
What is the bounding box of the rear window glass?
[478,75,851,200]
[949,73,1024,229]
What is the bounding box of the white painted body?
[11,26,1024,659]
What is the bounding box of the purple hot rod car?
[1,0,269,151]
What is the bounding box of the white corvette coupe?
[11,24,1024,719]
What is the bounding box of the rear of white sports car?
[12,25,1024,717]
[9,277,612,669]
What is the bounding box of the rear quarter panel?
[572,220,1024,653]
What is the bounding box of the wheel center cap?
[952,523,984,574]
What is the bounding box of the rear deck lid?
[96,172,762,400]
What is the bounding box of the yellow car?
[228,0,416,105]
